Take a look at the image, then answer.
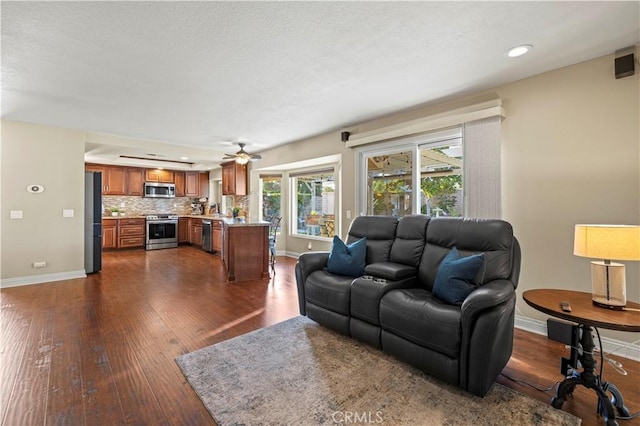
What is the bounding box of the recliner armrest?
[297,251,330,274]
[364,262,417,281]
[295,252,330,316]
[460,280,514,326]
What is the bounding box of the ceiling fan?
[222,142,262,164]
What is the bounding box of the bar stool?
[268,216,282,273]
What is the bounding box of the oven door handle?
[147,220,178,225]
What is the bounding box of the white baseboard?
[515,314,640,362]
[0,270,87,288]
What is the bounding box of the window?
[357,115,501,219]
[419,141,463,217]
[260,175,282,225]
[358,128,468,217]
[367,150,413,217]
[291,168,336,238]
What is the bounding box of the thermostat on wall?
[27,184,45,193]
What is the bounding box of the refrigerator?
[84,171,103,273]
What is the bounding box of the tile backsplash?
[103,196,196,216]
[103,195,252,218]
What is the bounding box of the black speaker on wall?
[615,53,635,79]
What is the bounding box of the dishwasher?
[202,220,213,252]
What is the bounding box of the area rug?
[176,316,580,425]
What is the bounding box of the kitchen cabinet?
[85,164,105,175]
[127,168,145,196]
[178,217,189,243]
[199,172,210,198]
[174,172,186,197]
[221,161,247,195]
[212,220,223,253]
[189,218,203,246]
[105,167,127,195]
[185,172,200,197]
[102,220,117,249]
[145,169,175,183]
[118,218,145,248]
[86,164,127,195]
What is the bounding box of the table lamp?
[574,224,640,309]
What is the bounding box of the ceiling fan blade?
[250,154,262,160]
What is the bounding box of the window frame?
[288,163,340,242]
[356,127,463,217]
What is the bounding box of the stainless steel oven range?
[146,214,179,250]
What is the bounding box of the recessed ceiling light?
[506,44,533,58]
[180,156,188,160]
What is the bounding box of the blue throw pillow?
[432,247,485,305]
[326,236,367,277]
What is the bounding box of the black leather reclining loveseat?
[295,215,521,397]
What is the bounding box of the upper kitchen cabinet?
[199,172,210,198]
[174,172,186,197]
[185,172,200,197]
[126,168,144,196]
[221,161,247,195]
[145,169,175,183]
[85,164,127,195]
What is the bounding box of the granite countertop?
[102,214,268,227]
[186,215,269,227]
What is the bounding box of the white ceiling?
[2,1,638,170]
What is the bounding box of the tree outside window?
[261,176,281,227]
[364,141,463,217]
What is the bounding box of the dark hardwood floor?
[1,246,638,425]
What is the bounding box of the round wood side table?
[523,289,640,426]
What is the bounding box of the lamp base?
[591,299,625,310]
[590,260,626,309]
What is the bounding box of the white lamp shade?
[574,225,640,261]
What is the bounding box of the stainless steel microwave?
[144,182,176,198]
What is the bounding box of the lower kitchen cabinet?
[118,218,145,248]
[102,220,117,249]
[189,218,203,246]
[178,217,189,243]
[212,221,223,253]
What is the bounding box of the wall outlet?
[346,210,352,219]
[63,209,74,218]
[10,210,23,219]
[307,242,312,251]
[33,261,47,268]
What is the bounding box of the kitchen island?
[191,216,271,282]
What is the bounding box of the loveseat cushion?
[380,288,461,358]
[347,216,398,264]
[419,218,515,291]
[390,215,430,267]
[364,262,417,281]
[305,270,355,315]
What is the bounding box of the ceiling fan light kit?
[222,143,262,165]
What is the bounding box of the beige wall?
[254,51,639,343]
[497,52,639,341]
[250,133,354,255]
[1,121,87,282]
